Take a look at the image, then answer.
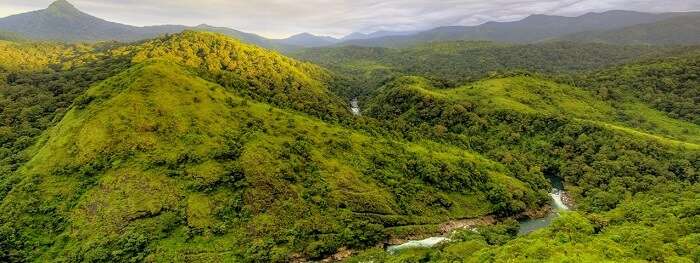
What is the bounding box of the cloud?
[0,0,698,38]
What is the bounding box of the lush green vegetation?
[364,74,698,208]
[349,182,699,262]
[132,31,349,120]
[561,14,700,45]
[0,32,544,262]
[565,49,700,125]
[294,41,672,99]
[1,30,698,263]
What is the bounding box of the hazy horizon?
[1,0,699,39]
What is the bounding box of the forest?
[0,7,698,262]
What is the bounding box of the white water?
[350,98,361,116]
[386,178,570,251]
[387,237,450,253]
[550,190,569,211]
[518,178,570,235]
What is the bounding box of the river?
[517,175,569,235]
[387,175,570,252]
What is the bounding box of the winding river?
[388,175,570,252]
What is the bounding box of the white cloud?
[0,0,698,38]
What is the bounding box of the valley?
[0,1,699,262]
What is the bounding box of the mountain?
[338,10,695,47]
[341,30,418,41]
[1,4,700,262]
[0,0,158,42]
[0,31,542,262]
[0,0,300,51]
[191,24,295,51]
[568,47,700,124]
[278,32,339,47]
[293,41,671,99]
[559,13,700,45]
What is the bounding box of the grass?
[1,58,535,262]
[438,76,700,147]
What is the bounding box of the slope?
[560,14,700,45]
[294,41,671,99]
[337,10,692,47]
[0,57,544,262]
[369,75,700,147]
[365,75,698,214]
[566,48,700,125]
[130,31,349,120]
[0,0,301,51]
[278,33,340,48]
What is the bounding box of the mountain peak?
[289,32,316,38]
[47,0,82,15]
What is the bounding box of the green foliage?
[561,14,700,45]
[0,57,535,262]
[567,49,700,125]
[352,183,699,262]
[294,41,672,99]
[1,30,699,263]
[366,75,698,212]
[132,31,350,121]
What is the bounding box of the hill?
[367,75,700,146]
[0,0,177,42]
[294,41,672,99]
[560,14,700,45]
[0,0,303,51]
[130,31,349,120]
[341,31,418,41]
[278,33,339,48]
[0,57,541,262]
[564,48,700,125]
[337,10,695,47]
[0,18,699,263]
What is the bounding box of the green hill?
[355,74,699,262]
[0,28,699,263]
[365,74,698,208]
[560,14,700,45]
[132,31,349,120]
[566,49,700,125]
[0,49,541,262]
[368,75,700,147]
[294,41,671,99]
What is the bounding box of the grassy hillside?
[368,75,700,146]
[566,49,700,125]
[0,30,698,263]
[0,58,542,262]
[348,182,700,262]
[365,75,699,212]
[294,42,672,99]
[444,76,700,145]
[355,74,699,262]
[133,31,349,120]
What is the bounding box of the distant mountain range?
[556,14,700,45]
[339,10,700,47]
[1,0,699,49]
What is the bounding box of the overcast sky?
[1,0,699,38]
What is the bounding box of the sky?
[1,0,699,38]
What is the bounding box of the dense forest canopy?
[293,41,680,99]
[0,6,699,262]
